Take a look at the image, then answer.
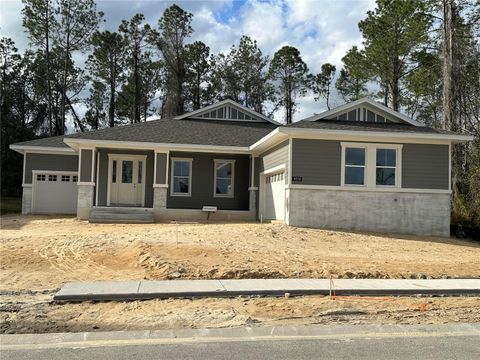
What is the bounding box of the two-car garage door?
[32,172,78,214]
[262,171,285,221]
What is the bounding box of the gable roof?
[11,118,277,151]
[175,99,280,125]
[302,97,423,126]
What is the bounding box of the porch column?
[248,155,259,219]
[77,147,95,220]
[153,150,169,220]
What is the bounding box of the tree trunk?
[59,2,71,135]
[391,79,400,111]
[442,0,455,131]
[45,3,53,136]
[133,42,140,123]
[109,59,116,127]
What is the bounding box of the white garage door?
[32,172,78,214]
[263,171,285,220]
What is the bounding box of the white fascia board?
[302,97,423,127]
[63,138,252,154]
[249,127,289,154]
[9,144,76,155]
[280,127,474,143]
[174,99,280,125]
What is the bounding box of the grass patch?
[1,197,22,215]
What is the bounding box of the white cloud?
[1,0,378,122]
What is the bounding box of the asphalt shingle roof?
[285,119,458,135]
[13,118,278,148]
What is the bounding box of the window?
[48,174,57,182]
[122,160,133,183]
[61,175,70,182]
[73,175,78,182]
[138,161,143,184]
[376,149,397,186]
[112,160,117,183]
[344,147,366,185]
[37,174,46,181]
[342,143,402,189]
[171,158,192,196]
[214,160,235,197]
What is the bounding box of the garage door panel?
[263,171,285,220]
[33,172,78,214]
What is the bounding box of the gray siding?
[402,144,449,190]
[258,140,289,172]
[291,139,341,186]
[24,153,78,184]
[80,149,93,182]
[253,156,259,187]
[167,152,250,210]
[155,153,167,184]
[96,149,154,207]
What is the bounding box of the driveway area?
[1,215,479,333]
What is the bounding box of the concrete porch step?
[89,207,155,224]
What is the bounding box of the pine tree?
[310,63,336,110]
[268,46,309,124]
[335,46,370,102]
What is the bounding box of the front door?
[108,155,146,207]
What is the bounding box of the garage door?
[263,171,285,220]
[32,172,78,214]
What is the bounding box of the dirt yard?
[1,215,479,333]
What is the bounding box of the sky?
[0,0,377,123]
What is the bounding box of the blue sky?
[0,0,377,122]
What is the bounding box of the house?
[10,98,473,236]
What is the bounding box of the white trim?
[170,157,193,197]
[174,99,280,125]
[22,152,27,185]
[250,156,255,188]
[213,159,236,198]
[260,163,287,176]
[91,148,96,183]
[248,187,259,191]
[287,184,451,194]
[288,137,292,186]
[165,150,170,187]
[302,97,423,126]
[340,142,403,189]
[95,151,100,206]
[153,184,169,188]
[10,144,76,154]
[77,182,95,186]
[32,170,78,175]
[107,154,147,207]
[153,152,158,185]
[64,138,251,154]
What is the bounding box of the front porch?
[76,146,258,222]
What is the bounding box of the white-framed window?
[37,174,46,181]
[376,148,397,186]
[61,175,70,182]
[48,174,57,182]
[341,143,402,188]
[171,158,192,196]
[343,146,366,186]
[214,159,235,198]
[72,175,78,182]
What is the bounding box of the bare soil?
[1,215,479,334]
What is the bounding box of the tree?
[184,41,214,110]
[22,0,58,135]
[358,0,432,110]
[152,4,193,117]
[87,30,125,127]
[55,0,103,134]
[83,80,107,130]
[335,46,370,102]
[118,14,153,123]
[310,63,336,110]
[442,0,455,131]
[268,46,309,124]
[214,36,271,113]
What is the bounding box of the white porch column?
[153,150,169,220]
[77,147,95,220]
[248,155,258,220]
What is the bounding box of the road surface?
[2,324,479,360]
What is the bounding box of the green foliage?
[310,63,336,110]
[336,46,370,102]
[268,46,309,124]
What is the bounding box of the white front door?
[263,171,285,220]
[108,155,146,207]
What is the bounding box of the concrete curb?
[53,279,480,302]
[1,323,480,350]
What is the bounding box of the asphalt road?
[2,324,479,360]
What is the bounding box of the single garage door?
[263,171,285,220]
[32,172,78,214]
